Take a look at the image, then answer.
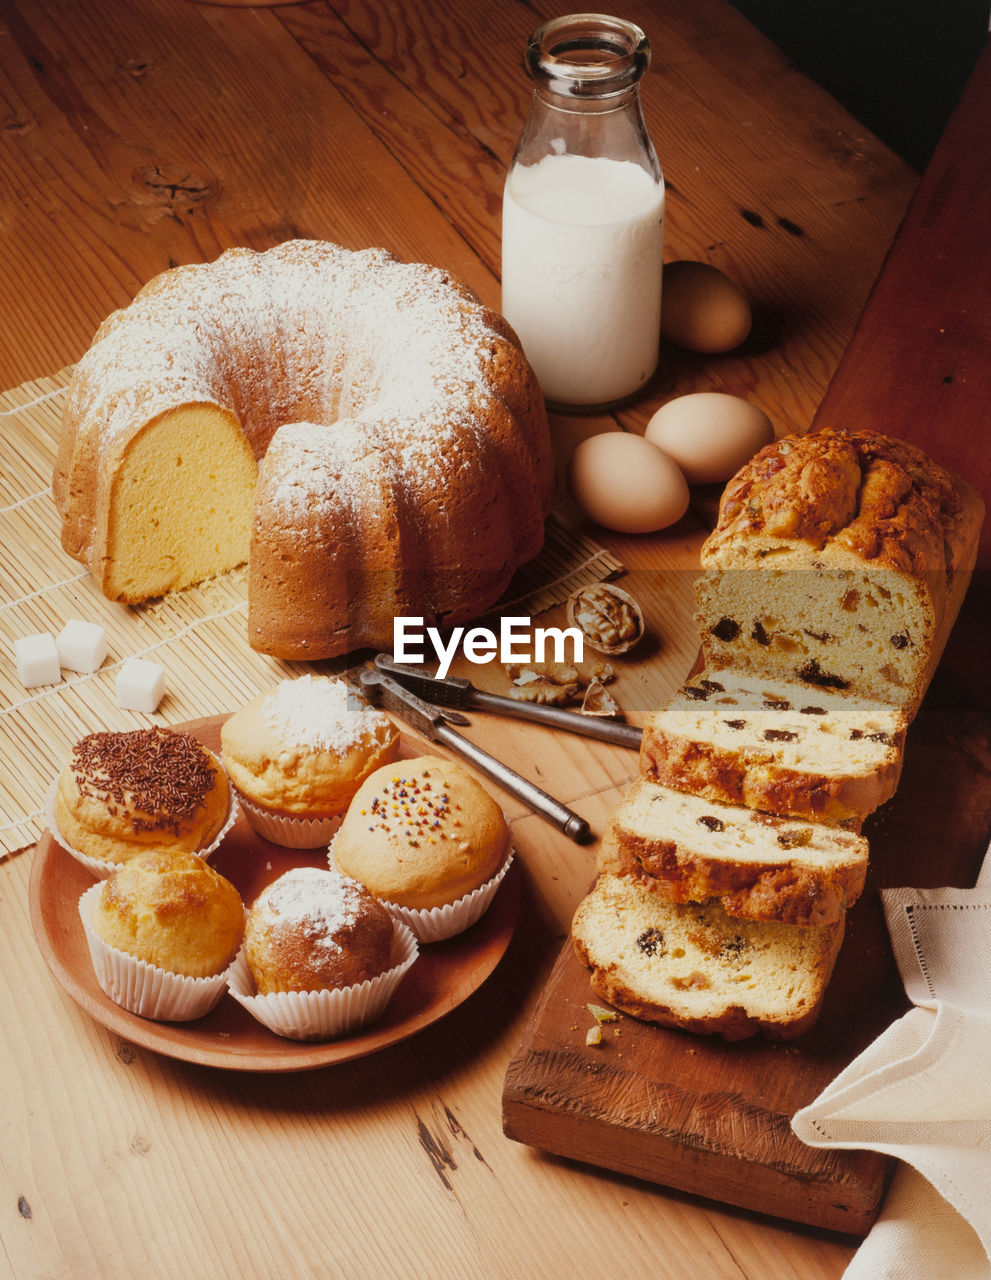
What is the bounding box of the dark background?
[729,0,988,171]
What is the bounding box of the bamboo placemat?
[0,368,622,859]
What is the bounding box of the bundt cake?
[52,240,554,658]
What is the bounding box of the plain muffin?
[91,848,244,978]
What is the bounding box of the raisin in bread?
[639,667,906,824]
[695,428,984,720]
[599,778,867,927]
[572,873,844,1041]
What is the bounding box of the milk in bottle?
[502,152,664,407]
[501,14,664,409]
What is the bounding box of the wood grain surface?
[0,0,966,1277]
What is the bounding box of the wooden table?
[3,1,983,1276]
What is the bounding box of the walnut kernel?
[566,583,644,655]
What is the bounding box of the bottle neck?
[531,80,644,117]
[524,14,651,102]
[514,75,661,180]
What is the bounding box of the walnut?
[566,583,644,655]
[506,660,581,685]
[504,657,620,713]
[507,678,579,705]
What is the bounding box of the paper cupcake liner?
[329,843,515,944]
[234,792,344,848]
[78,883,234,1021]
[46,777,238,880]
[226,920,418,1041]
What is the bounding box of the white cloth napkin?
[792,844,991,1279]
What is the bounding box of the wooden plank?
[809,39,991,570]
[502,39,991,1233]
[0,0,501,386]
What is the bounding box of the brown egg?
[661,260,752,354]
[646,393,774,485]
[567,432,689,533]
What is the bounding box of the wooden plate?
[28,716,519,1072]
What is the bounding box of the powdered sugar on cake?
[262,675,389,752]
[63,240,514,525]
[65,241,499,476]
[256,866,361,954]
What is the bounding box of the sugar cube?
[14,632,62,688]
[56,619,108,674]
[116,656,167,712]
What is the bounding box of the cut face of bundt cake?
[101,404,257,601]
[53,240,555,658]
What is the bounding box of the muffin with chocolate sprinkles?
[331,755,512,942]
[52,726,232,870]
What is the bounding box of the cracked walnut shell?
[567,583,645,655]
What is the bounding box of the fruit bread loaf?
[572,873,844,1041]
[639,667,907,824]
[695,428,984,720]
[599,778,868,927]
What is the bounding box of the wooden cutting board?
[502,585,991,1235]
[504,44,991,1235]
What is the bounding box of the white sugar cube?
[116,657,166,712]
[56,619,108,674]
[14,632,62,688]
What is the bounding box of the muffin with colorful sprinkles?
[331,755,512,941]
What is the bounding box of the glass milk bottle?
[501,13,665,410]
